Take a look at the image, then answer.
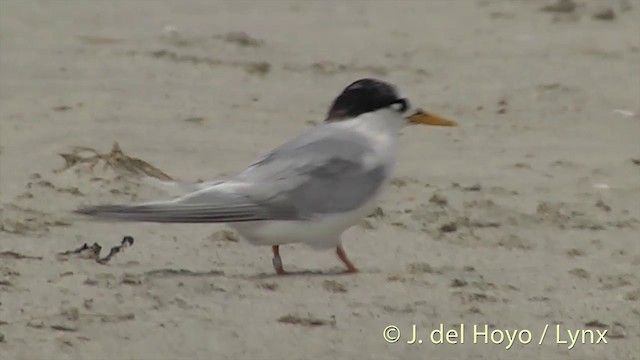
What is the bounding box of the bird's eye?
[391,99,408,113]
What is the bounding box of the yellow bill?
[407,109,458,127]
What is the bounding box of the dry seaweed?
[56,142,174,181]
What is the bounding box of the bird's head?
[325,78,458,128]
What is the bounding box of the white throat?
[333,108,405,171]
[350,108,407,136]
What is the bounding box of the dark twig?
[57,236,134,264]
[97,236,134,264]
[0,252,43,260]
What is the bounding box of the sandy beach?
[1,1,639,359]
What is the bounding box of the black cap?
[325,78,408,122]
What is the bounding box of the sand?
[1,1,639,359]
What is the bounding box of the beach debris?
[463,183,482,192]
[608,322,627,338]
[623,288,640,301]
[595,200,611,212]
[322,280,347,293]
[159,25,205,47]
[540,0,576,13]
[50,323,78,332]
[26,321,45,329]
[243,61,271,75]
[55,142,174,181]
[612,109,637,117]
[568,268,590,279]
[208,229,240,242]
[584,320,608,328]
[429,192,449,206]
[183,116,206,124]
[592,7,616,20]
[57,236,134,264]
[57,243,101,260]
[256,282,279,291]
[216,31,263,47]
[277,313,336,327]
[143,268,224,278]
[367,207,385,219]
[451,278,468,287]
[148,48,270,75]
[0,251,43,260]
[439,222,458,233]
[566,248,586,257]
[2,306,134,332]
[161,25,181,42]
[406,262,434,274]
[497,98,508,114]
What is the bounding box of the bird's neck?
[352,109,406,136]
[338,109,402,157]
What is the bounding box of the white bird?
[76,79,458,275]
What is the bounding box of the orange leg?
[272,245,287,275]
[336,244,358,273]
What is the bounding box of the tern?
[76,78,458,274]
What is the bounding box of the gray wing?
[236,125,390,218]
[75,125,389,223]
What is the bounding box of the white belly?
[229,194,381,249]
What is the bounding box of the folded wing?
[75,189,297,223]
[75,124,389,223]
